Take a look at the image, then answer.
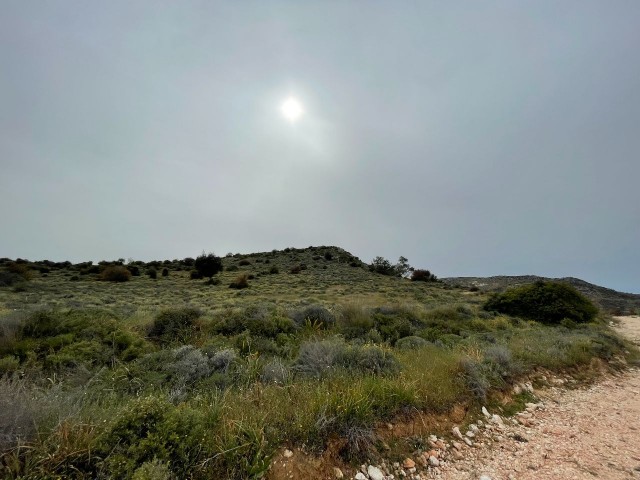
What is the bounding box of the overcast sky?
[1,1,638,292]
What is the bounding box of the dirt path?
[437,316,640,480]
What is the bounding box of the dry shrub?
[99,266,131,282]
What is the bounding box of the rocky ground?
[271,316,640,480]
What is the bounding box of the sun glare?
[281,97,303,122]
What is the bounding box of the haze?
[1,1,638,293]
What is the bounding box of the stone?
[465,430,475,438]
[354,473,367,480]
[333,467,344,478]
[452,426,464,439]
[368,465,385,480]
[482,406,491,418]
[490,414,504,426]
[464,437,473,446]
[452,441,463,450]
[283,449,293,458]
[403,458,416,469]
[429,456,440,467]
[479,476,492,480]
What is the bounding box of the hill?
[0,247,637,479]
[442,275,640,314]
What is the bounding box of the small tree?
[369,256,395,276]
[194,252,223,282]
[394,256,413,278]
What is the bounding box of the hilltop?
[442,275,640,315]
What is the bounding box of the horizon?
[1,1,639,294]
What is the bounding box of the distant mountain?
[442,275,640,314]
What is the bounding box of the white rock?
[428,434,438,442]
[470,424,479,432]
[368,465,385,480]
[479,476,492,480]
[464,437,473,446]
[481,406,491,418]
[354,473,367,480]
[490,414,504,426]
[452,426,463,439]
[283,449,293,458]
[465,430,475,438]
[429,456,440,467]
[333,467,344,478]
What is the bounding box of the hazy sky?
[1,1,639,292]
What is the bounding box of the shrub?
[99,266,131,282]
[324,251,333,260]
[260,359,290,385]
[95,397,212,479]
[0,271,21,287]
[336,345,399,375]
[295,340,344,378]
[162,268,169,277]
[459,357,491,400]
[395,336,429,350]
[149,308,202,343]
[290,265,302,274]
[238,259,251,266]
[195,253,223,280]
[209,348,237,373]
[291,305,335,328]
[411,269,438,282]
[337,305,374,339]
[7,262,32,280]
[484,345,520,378]
[226,265,239,272]
[147,268,157,279]
[269,266,279,274]
[294,340,399,377]
[484,281,598,324]
[229,274,249,289]
[127,265,141,276]
[189,270,203,280]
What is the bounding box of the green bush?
[149,308,202,343]
[484,281,598,324]
[147,268,157,279]
[336,345,399,375]
[291,305,335,328]
[195,253,223,280]
[96,397,215,479]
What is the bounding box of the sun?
[280,97,303,122]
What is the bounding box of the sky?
[1,1,639,293]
